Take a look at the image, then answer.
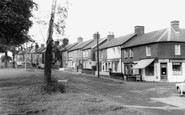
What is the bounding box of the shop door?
[160,63,167,80]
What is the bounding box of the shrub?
[42,78,66,94]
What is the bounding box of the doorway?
[160,63,168,81]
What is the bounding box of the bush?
[1,55,12,62]
[42,78,66,94]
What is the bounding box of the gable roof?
[68,39,94,52]
[82,38,106,50]
[37,47,45,53]
[61,42,78,52]
[99,33,136,50]
[123,27,185,48]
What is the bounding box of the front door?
[161,63,168,81]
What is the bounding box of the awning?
[132,59,155,69]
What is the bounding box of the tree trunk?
[12,50,15,68]
[44,40,53,84]
[4,51,8,68]
[44,0,57,85]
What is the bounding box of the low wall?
[82,69,95,75]
[110,72,124,80]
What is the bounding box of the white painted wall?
[142,63,160,82]
[107,46,121,59]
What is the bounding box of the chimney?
[107,32,114,41]
[55,41,60,46]
[171,20,179,31]
[77,37,83,43]
[134,26,144,36]
[41,44,45,48]
[35,43,39,52]
[93,33,100,41]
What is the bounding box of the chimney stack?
[135,26,144,36]
[41,44,45,48]
[171,20,179,31]
[107,32,114,41]
[35,43,39,52]
[55,41,60,46]
[77,37,83,43]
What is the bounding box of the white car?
[38,63,45,69]
[176,80,185,96]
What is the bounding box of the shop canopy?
[132,59,155,69]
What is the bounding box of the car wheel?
[177,87,181,94]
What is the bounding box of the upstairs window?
[146,46,151,56]
[124,50,128,58]
[175,45,181,55]
[129,49,134,58]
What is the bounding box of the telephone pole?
[96,32,100,78]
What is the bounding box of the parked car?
[38,63,45,69]
[176,80,185,96]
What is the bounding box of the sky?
[30,0,185,45]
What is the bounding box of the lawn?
[0,69,176,115]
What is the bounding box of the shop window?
[145,63,154,76]
[172,62,182,75]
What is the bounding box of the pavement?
[152,95,185,109]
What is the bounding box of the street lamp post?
[97,32,100,78]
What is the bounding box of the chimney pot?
[41,44,45,48]
[171,20,179,31]
[93,33,100,41]
[55,41,60,46]
[107,32,114,41]
[77,37,83,43]
[134,26,144,36]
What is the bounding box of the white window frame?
[129,49,134,58]
[175,45,181,55]
[124,50,128,58]
[146,46,151,56]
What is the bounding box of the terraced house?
[60,42,78,68]
[122,21,185,82]
[68,37,93,71]
[97,33,136,77]
[82,33,107,74]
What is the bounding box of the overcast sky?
[30,0,185,44]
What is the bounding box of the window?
[145,63,154,76]
[175,45,181,55]
[83,51,85,57]
[114,61,119,72]
[172,62,182,75]
[124,50,128,58]
[129,49,134,58]
[146,46,151,56]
